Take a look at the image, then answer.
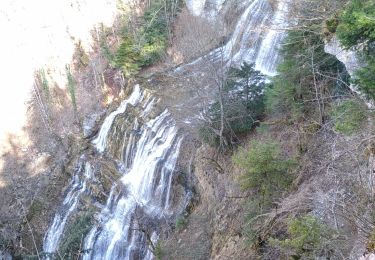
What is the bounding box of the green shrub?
[114,36,142,77]
[37,69,50,99]
[269,215,336,259]
[336,0,375,48]
[330,99,367,135]
[326,16,339,33]
[154,241,163,260]
[26,199,44,221]
[66,65,77,113]
[114,0,181,77]
[59,212,94,259]
[335,1,375,101]
[354,57,375,101]
[175,217,187,231]
[139,2,169,66]
[366,228,375,252]
[233,140,295,202]
[198,126,220,147]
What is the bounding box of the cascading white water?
[186,0,206,16]
[186,0,225,17]
[92,84,143,153]
[254,0,289,75]
[43,160,93,255]
[178,0,289,76]
[83,109,182,260]
[43,85,182,259]
[230,0,272,64]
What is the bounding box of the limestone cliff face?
[163,145,252,259]
[325,36,362,77]
[324,36,373,107]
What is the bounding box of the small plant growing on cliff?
[175,216,187,231]
[335,0,375,102]
[59,212,94,259]
[330,99,367,135]
[325,16,339,34]
[66,65,77,115]
[354,57,375,101]
[233,140,295,202]
[269,215,337,259]
[154,241,163,260]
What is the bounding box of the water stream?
[43,159,93,254]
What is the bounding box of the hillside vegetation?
[167,0,375,259]
[1,0,374,259]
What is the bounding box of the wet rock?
[83,111,105,139]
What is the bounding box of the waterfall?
[82,109,182,260]
[186,0,225,17]
[186,0,206,16]
[92,84,143,153]
[43,160,93,255]
[43,84,183,259]
[254,0,289,75]
[178,0,289,76]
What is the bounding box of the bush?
[269,215,336,259]
[336,0,375,48]
[66,65,77,113]
[233,140,295,246]
[366,228,375,252]
[330,99,367,135]
[335,1,375,101]
[59,212,94,259]
[114,36,142,77]
[354,57,375,101]
[175,217,187,231]
[139,2,169,66]
[114,0,182,77]
[154,241,163,260]
[325,16,339,34]
[233,140,295,201]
